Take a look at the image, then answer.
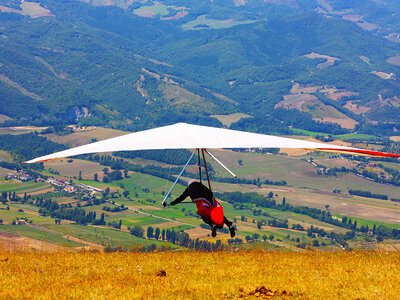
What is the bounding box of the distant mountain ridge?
[0,0,399,137]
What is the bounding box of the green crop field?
[44,224,170,248]
[290,128,378,140]
[334,215,400,230]
[0,209,51,224]
[0,180,50,193]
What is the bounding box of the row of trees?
[130,226,225,252]
[349,189,388,200]
[219,191,400,241]
[34,198,106,225]
[86,154,287,189]
[0,132,66,163]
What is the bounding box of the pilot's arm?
[170,188,189,206]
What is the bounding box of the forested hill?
[1,0,400,137]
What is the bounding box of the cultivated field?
[0,251,399,299]
[182,15,255,30]
[387,56,400,66]
[1,125,400,252]
[211,113,252,127]
[44,127,127,147]
[304,52,340,69]
[134,4,169,18]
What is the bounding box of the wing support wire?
[205,149,237,178]
[162,148,197,206]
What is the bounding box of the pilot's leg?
[201,216,217,238]
[224,217,235,238]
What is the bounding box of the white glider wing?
[25,122,400,163]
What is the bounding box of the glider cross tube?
[24,122,400,164]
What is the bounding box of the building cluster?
[77,183,104,194]
[47,177,77,193]
[317,167,333,176]
[47,177,104,195]
[6,172,32,182]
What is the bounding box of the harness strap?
[192,197,215,207]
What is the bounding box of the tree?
[282,197,286,207]
[154,228,160,240]
[147,226,154,239]
[257,220,263,229]
[130,226,144,238]
[162,229,166,241]
[269,234,274,241]
[78,170,82,180]
[103,168,109,175]
[123,190,130,198]
[94,173,98,182]
[123,169,129,178]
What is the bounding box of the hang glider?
[25,122,400,164]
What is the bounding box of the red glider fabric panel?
[316,148,400,158]
[196,200,224,228]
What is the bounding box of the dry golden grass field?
[0,251,399,299]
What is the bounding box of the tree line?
[130,225,224,252]
[218,191,400,242]
[34,197,106,225]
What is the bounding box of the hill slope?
[0,0,400,136]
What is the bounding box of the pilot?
[167,179,235,238]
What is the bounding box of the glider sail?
[25,122,400,164]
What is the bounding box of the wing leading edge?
[24,122,400,163]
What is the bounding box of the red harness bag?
[196,199,224,228]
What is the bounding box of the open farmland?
[182,15,255,30]
[43,127,127,147]
[44,159,105,180]
[0,126,46,135]
[1,251,400,299]
[133,4,169,18]
[210,113,252,127]
[20,2,54,18]
[304,52,340,69]
[275,87,358,129]
[0,180,51,194]
[1,126,400,251]
[387,56,400,66]
[0,115,11,123]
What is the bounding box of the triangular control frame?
[162,148,236,206]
